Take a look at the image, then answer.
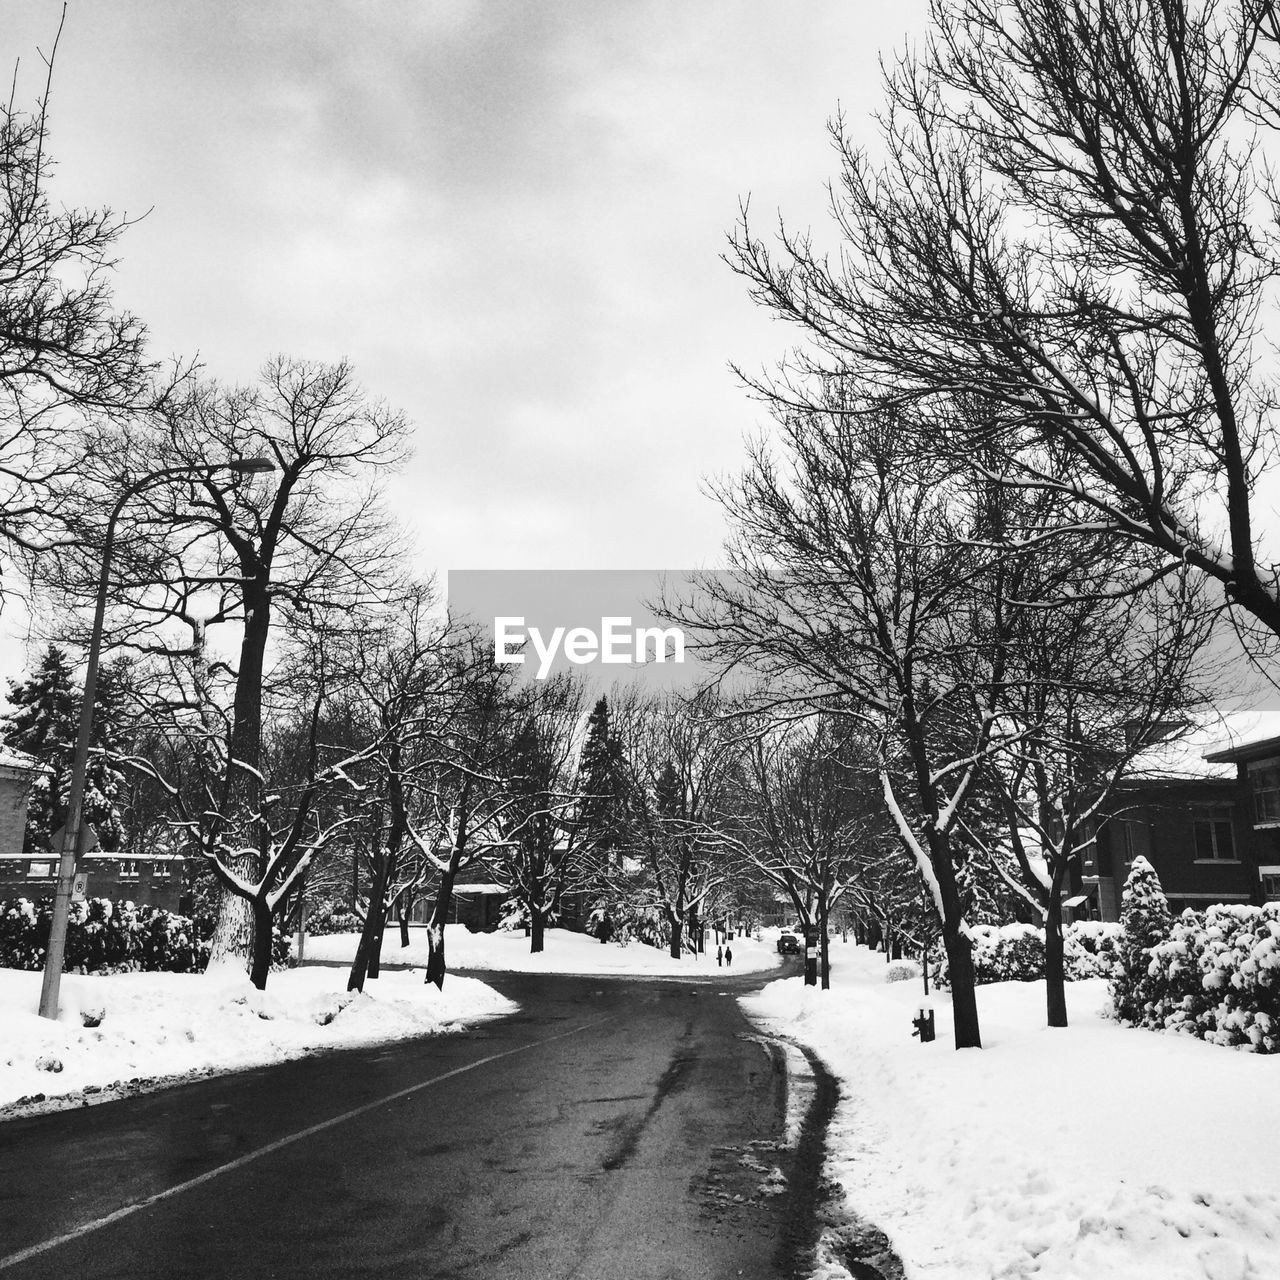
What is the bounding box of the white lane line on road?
[0,1016,614,1272]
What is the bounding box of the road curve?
[0,967,831,1279]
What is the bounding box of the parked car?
[776,931,801,954]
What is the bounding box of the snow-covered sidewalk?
[304,923,782,976]
[0,965,515,1117]
[743,943,1280,1280]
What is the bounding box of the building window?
[1249,758,1280,825]
[119,860,141,880]
[1096,828,1114,877]
[1193,804,1237,861]
[153,860,171,878]
[1261,873,1280,901]
[1113,819,1140,865]
[26,860,52,879]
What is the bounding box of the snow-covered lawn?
[744,942,1280,1280]
[304,923,782,976]
[0,965,515,1117]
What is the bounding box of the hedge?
[0,896,290,974]
[1114,901,1280,1052]
[932,920,1123,988]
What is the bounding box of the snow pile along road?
[304,924,781,976]
[743,942,1280,1280]
[0,965,515,1116]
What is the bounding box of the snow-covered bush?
[498,899,529,931]
[137,905,207,972]
[932,920,1122,987]
[884,960,921,983]
[0,896,209,973]
[304,897,362,937]
[1130,903,1280,1052]
[1198,904,1280,1051]
[1137,908,1214,1037]
[0,897,42,968]
[934,923,1043,987]
[1063,920,1123,980]
[585,899,668,948]
[1106,861,1280,1053]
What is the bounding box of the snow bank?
[304,924,782,976]
[743,944,1280,1280]
[0,965,515,1116]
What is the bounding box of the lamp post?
[37,456,275,1020]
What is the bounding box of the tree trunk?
[668,911,683,959]
[424,869,460,989]
[941,921,981,1049]
[819,888,831,990]
[294,887,308,965]
[209,581,271,971]
[1045,902,1068,1028]
[530,904,546,953]
[348,857,389,993]
[399,905,410,948]
[425,921,446,989]
[368,913,384,978]
[925,827,982,1049]
[248,898,274,990]
[208,886,254,975]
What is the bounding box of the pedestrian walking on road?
[725,946,733,967]
[716,945,723,967]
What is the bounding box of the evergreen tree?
[1119,855,1173,949]
[1112,855,1173,1024]
[497,712,565,953]
[576,696,629,864]
[3,644,129,851]
[655,760,684,820]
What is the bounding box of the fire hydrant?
[911,1007,935,1043]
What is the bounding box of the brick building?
[1081,712,1280,921]
[0,747,39,856]
[0,747,185,911]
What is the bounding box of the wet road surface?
[0,967,833,1279]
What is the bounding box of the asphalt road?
[0,965,833,1280]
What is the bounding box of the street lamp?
[37,455,276,1019]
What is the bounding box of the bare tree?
[726,714,878,988]
[486,672,595,954]
[681,405,1029,1048]
[71,357,410,975]
[0,16,155,593]
[613,687,740,960]
[342,608,518,990]
[730,0,1280,659]
[979,543,1215,1025]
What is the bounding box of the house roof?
[1202,709,1280,765]
[1124,718,1241,782]
[0,746,43,775]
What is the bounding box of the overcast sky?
[2,2,927,616]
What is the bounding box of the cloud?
[0,0,930,587]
